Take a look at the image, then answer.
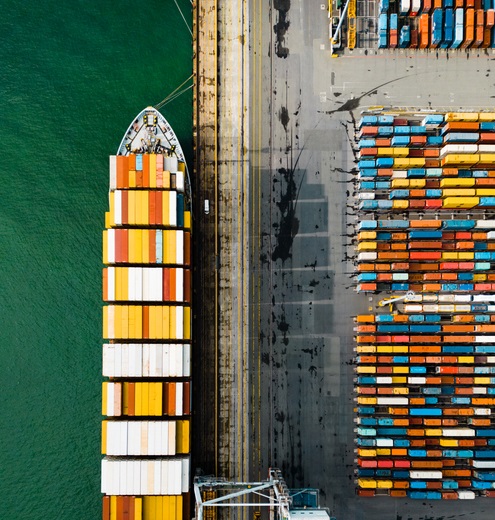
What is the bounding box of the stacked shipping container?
[355,112,495,499]
[102,153,191,519]
[378,1,495,50]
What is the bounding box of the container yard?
[329,0,495,52]
[354,111,495,498]
[102,108,192,520]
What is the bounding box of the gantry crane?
[194,468,333,520]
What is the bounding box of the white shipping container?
[404,304,423,313]
[423,305,439,312]
[472,460,495,468]
[454,305,471,313]
[478,145,495,153]
[376,439,393,447]
[358,192,375,200]
[176,171,185,192]
[107,267,116,301]
[392,170,408,178]
[176,231,184,264]
[442,428,475,437]
[176,382,184,416]
[176,268,184,301]
[163,344,171,377]
[409,470,442,479]
[128,422,141,456]
[102,344,114,378]
[423,294,438,302]
[176,306,184,339]
[473,294,495,302]
[476,336,495,343]
[106,229,116,264]
[143,344,150,377]
[487,230,495,239]
[181,458,190,493]
[114,343,122,378]
[472,387,487,394]
[488,305,495,312]
[408,377,426,384]
[476,220,495,228]
[109,155,117,190]
[106,382,115,416]
[114,190,122,226]
[164,156,178,172]
[392,273,408,281]
[169,191,177,227]
[454,294,472,302]
[438,304,455,313]
[358,252,377,261]
[487,357,495,364]
[376,377,393,384]
[122,343,129,378]
[439,144,478,158]
[439,294,455,303]
[376,397,408,405]
[458,491,475,499]
[153,460,162,495]
[474,408,491,415]
[183,344,191,377]
[131,343,143,377]
[169,459,182,495]
[128,267,142,301]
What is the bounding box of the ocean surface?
[0,2,192,517]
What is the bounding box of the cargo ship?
[101,107,192,520]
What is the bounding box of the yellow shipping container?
[105,211,112,230]
[358,478,377,489]
[101,421,107,454]
[357,397,377,405]
[127,190,136,225]
[459,356,474,364]
[473,273,487,281]
[393,367,409,374]
[440,438,458,447]
[478,112,495,121]
[102,382,108,416]
[475,377,491,385]
[184,306,191,340]
[376,480,393,489]
[442,154,480,166]
[442,252,458,260]
[409,179,426,188]
[154,382,163,416]
[425,429,442,436]
[163,191,170,225]
[391,179,410,188]
[458,252,474,260]
[393,387,409,395]
[440,178,475,187]
[393,200,409,209]
[358,231,377,240]
[442,189,476,198]
[408,158,426,167]
[357,241,377,251]
[177,420,190,454]
[442,197,479,209]
[356,346,377,353]
[141,381,149,416]
[103,230,109,265]
[393,158,410,168]
[377,345,393,353]
[356,366,377,374]
[376,449,391,456]
[163,230,176,264]
[476,189,495,196]
[135,497,143,520]
[358,449,377,457]
[445,112,479,122]
[392,377,407,383]
[129,169,137,188]
[128,230,138,263]
[479,153,495,164]
[142,230,150,264]
[184,210,192,230]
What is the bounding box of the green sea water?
[0,2,192,517]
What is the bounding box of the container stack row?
[354,112,495,499]
[102,153,191,520]
[378,1,495,50]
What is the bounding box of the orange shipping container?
[419,14,429,48]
